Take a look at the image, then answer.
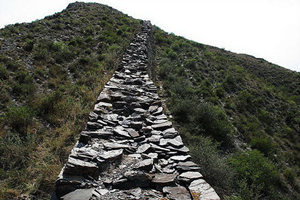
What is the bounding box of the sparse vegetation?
[154,26,300,199]
[0,2,141,199]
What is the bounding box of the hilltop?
[0,2,299,200]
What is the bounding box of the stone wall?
[54,21,220,200]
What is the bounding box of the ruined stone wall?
[54,21,220,200]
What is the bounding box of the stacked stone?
[55,21,220,200]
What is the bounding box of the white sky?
[0,0,300,72]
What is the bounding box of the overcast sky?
[0,0,299,72]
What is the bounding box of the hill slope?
[0,2,299,200]
[153,28,300,199]
[0,2,141,199]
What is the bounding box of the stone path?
[55,21,220,200]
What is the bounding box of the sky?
[0,0,300,72]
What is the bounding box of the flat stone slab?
[113,126,131,138]
[66,157,97,170]
[151,121,172,130]
[160,135,183,147]
[137,143,151,153]
[61,188,94,200]
[81,130,113,138]
[163,186,191,200]
[94,102,113,110]
[151,172,178,185]
[178,171,203,182]
[189,179,220,200]
[99,149,123,160]
[103,142,132,150]
[134,159,153,171]
[169,155,191,162]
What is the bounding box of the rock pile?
[55,21,220,200]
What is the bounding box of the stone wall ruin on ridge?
[54,21,220,200]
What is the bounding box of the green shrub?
[171,99,233,146]
[215,87,225,98]
[154,28,169,44]
[5,106,33,135]
[6,61,20,71]
[250,134,277,156]
[258,109,273,126]
[188,135,234,193]
[23,39,34,51]
[0,132,35,170]
[33,48,48,61]
[12,70,36,96]
[52,41,73,63]
[230,150,280,199]
[184,58,197,69]
[284,168,296,186]
[0,64,9,80]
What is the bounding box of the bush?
[171,99,233,146]
[188,135,234,194]
[184,58,197,69]
[23,39,34,51]
[6,61,20,71]
[230,150,280,199]
[12,70,36,96]
[0,132,35,170]
[0,64,9,80]
[250,134,277,156]
[284,168,296,186]
[5,106,33,135]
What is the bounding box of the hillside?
[0,2,299,200]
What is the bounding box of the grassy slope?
[0,2,141,199]
[153,27,300,199]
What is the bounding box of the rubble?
[55,21,220,200]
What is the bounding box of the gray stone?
[134,159,153,171]
[167,145,190,153]
[88,112,98,121]
[103,142,131,150]
[94,102,113,112]
[150,143,170,152]
[126,128,139,138]
[152,121,172,130]
[136,143,151,153]
[134,108,147,113]
[159,135,183,147]
[61,188,94,200]
[97,188,109,195]
[142,152,158,160]
[99,149,123,160]
[147,135,162,143]
[97,90,111,102]
[81,130,113,138]
[87,121,103,130]
[113,126,131,138]
[65,157,98,176]
[153,107,163,115]
[189,179,220,200]
[151,172,178,185]
[178,171,203,182]
[148,105,158,113]
[130,121,143,130]
[162,128,178,138]
[169,155,191,162]
[176,161,200,171]
[163,186,191,200]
